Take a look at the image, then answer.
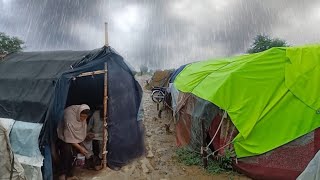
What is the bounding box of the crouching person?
[57,104,91,180]
[83,107,106,170]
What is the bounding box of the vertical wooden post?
[105,22,109,47]
[102,63,108,168]
[102,21,109,169]
[202,119,208,169]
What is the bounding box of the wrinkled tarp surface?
[0,119,42,179]
[10,121,43,160]
[22,164,42,180]
[9,121,44,168]
[173,90,219,151]
[0,120,26,180]
[145,70,173,90]
[169,64,188,83]
[174,45,320,157]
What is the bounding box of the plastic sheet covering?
[174,90,219,152]
[21,164,42,180]
[0,118,15,136]
[297,150,320,180]
[14,154,44,167]
[137,96,144,122]
[189,96,218,151]
[0,120,26,180]
[10,121,44,167]
[145,70,173,90]
[170,83,179,114]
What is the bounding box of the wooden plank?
[76,70,106,78]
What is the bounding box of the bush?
[139,65,148,75]
[0,32,24,54]
[175,147,236,175]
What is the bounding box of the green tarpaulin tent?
[174,45,320,158]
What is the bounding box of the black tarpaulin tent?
[0,46,144,179]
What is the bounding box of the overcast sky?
[1,0,320,69]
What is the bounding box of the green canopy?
[174,45,320,158]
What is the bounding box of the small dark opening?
[66,73,104,110]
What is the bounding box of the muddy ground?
[74,75,249,180]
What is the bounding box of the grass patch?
[176,147,202,166]
[176,147,236,175]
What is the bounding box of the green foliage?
[139,65,149,75]
[0,32,24,54]
[176,147,202,166]
[175,148,235,175]
[247,34,288,54]
[214,149,234,170]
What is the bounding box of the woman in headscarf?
[57,104,90,180]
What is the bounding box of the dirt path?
[75,75,249,180]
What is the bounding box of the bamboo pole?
[105,22,109,47]
[102,63,108,168]
[101,22,109,168]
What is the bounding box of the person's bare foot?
[58,174,66,180]
[66,176,79,180]
[94,165,103,171]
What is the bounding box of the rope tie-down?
[201,110,237,168]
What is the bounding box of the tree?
[139,65,148,75]
[247,34,288,54]
[0,32,24,54]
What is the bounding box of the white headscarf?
[57,104,90,143]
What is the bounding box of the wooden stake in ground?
[202,119,208,169]
[102,62,108,169]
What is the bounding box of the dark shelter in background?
[0,46,144,179]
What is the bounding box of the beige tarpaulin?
[145,70,173,90]
[0,125,26,180]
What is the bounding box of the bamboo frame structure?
[73,68,108,169]
[102,63,108,168]
[68,22,110,169]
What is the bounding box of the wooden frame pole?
[202,119,208,169]
[76,70,106,78]
[102,63,108,168]
[102,22,109,169]
[105,22,109,47]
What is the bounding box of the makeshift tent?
[0,46,144,179]
[171,45,320,179]
[169,64,188,83]
[145,69,174,90]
